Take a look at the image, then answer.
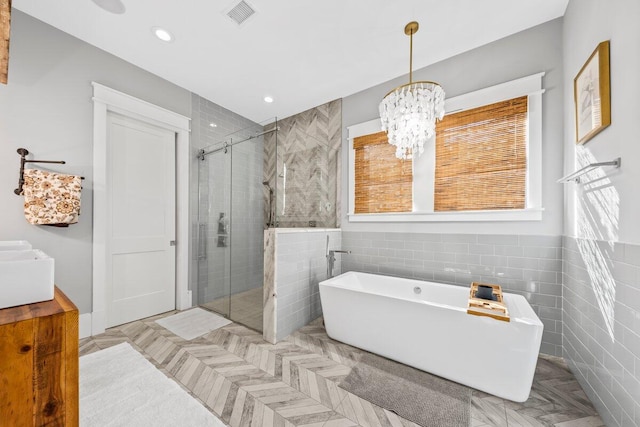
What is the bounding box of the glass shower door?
[229,136,264,332]
[196,125,267,332]
[197,146,231,318]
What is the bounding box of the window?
[353,131,412,213]
[347,73,544,222]
[434,96,527,211]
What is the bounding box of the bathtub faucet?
[327,250,351,278]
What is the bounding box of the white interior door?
[106,113,176,328]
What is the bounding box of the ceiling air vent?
[226,0,256,26]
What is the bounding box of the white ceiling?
[13,0,568,123]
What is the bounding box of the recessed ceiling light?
[152,27,173,42]
[209,122,217,128]
[264,96,274,103]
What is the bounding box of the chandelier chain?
[409,27,413,84]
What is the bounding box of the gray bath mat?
[339,353,472,427]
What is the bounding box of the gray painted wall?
[341,18,564,236]
[563,0,640,246]
[562,1,640,425]
[0,11,191,313]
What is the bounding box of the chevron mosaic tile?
[263,99,341,228]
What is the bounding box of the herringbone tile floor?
[79,311,604,427]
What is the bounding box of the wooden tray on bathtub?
[467,282,510,322]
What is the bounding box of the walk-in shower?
[196,121,276,332]
[195,101,341,336]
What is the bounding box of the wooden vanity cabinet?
[0,287,79,426]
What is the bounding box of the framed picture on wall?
[574,40,611,144]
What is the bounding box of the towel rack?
[557,157,621,184]
[13,148,83,195]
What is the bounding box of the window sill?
[347,208,544,223]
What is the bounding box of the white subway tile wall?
[275,230,341,341]
[341,231,564,356]
[563,236,640,427]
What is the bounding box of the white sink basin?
[0,240,32,251]
[0,249,54,309]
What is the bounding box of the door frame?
[91,82,191,336]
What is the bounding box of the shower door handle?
[198,224,207,260]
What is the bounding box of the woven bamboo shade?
[354,131,412,213]
[435,96,527,211]
[0,0,10,84]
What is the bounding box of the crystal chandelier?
[379,21,445,160]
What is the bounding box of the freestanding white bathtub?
[319,271,543,402]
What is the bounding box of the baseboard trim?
[80,305,193,339]
[79,312,92,338]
